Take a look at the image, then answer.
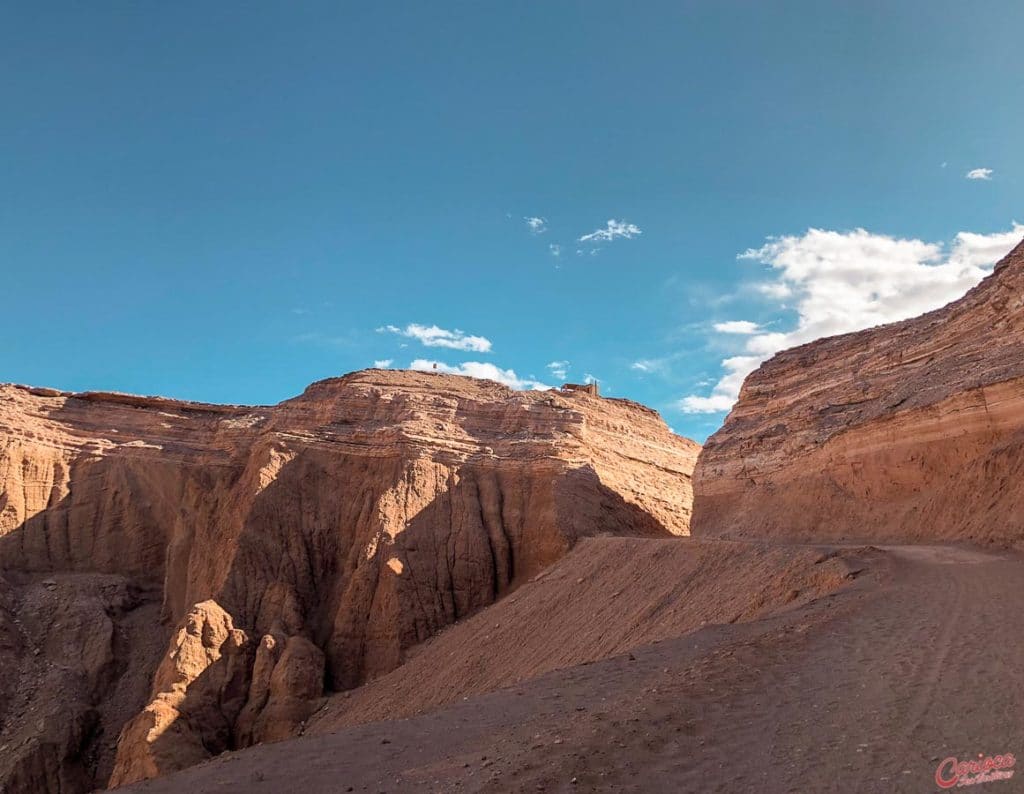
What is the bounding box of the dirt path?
[668,543,1023,793]
[119,544,1024,793]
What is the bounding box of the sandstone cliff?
[0,370,698,790]
[693,236,1024,543]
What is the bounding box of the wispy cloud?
[966,167,993,180]
[410,359,548,390]
[578,219,642,243]
[549,243,562,257]
[629,347,700,378]
[631,358,665,374]
[546,360,569,380]
[712,320,761,335]
[679,355,760,413]
[680,223,1024,414]
[525,216,548,234]
[373,359,393,368]
[378,323,492,352]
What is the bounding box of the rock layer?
[0,370,698,789]
[693,236,1024,543]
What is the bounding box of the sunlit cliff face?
[0,369,699,790]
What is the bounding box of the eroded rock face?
[0,370,698,789]
[0,572,165,794]
[107,601,254,787]
[693,237,1024,543]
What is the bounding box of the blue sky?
[2,2,1021,441]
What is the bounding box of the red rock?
[693,237,1024,543]
[108,601,253,787]
[0,370,698,789]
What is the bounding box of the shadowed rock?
[0,370,699,790]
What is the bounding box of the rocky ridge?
[693,236,1024,543]
[0,370,698,790]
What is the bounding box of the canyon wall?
[0,370,698,790]
[693,237,1024,543]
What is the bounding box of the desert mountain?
[106,238,1024,793]
[0,370,697,791]
[10,231,1024,793]
[693,237,1024,543]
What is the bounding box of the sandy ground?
[309,537,856,732]
[117,542,1023,794]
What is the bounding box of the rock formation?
[108,601,255,787]
[0,572,164,793]
[0,370,698,790]
[693,236,1024,543]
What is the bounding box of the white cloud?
[379,323,492,352]
[678,393,736,413]
[525,216,548,234]
[713,320,761,334]
[679,355,761,413]
[680,224,1024,414]
[966,168,993,180]
[373,359,393,368]
[578,219,642,243]
[583,373,598,385]
[410,359,549,390]
[546,360,569,380]
[754,282,793,299]
[945,228,1021,268]
[549,243,561,257]
[630,357,672,375]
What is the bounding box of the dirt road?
[120,543,1023,793]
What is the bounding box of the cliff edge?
[0,369,698,790]
[693,236,1024,543]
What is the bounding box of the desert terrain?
[2,240,1023,793]
[119,541,1023,794]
